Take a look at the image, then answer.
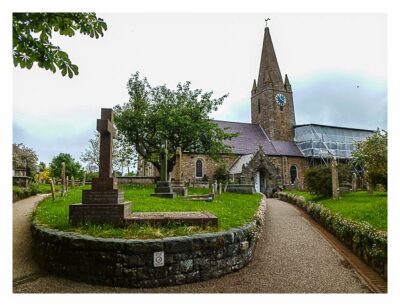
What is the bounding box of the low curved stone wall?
[32,196,266,288]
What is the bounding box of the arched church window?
[195,159,203,178]
[290,165,298,184]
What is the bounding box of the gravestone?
[71,176,75,188]
[151,141,176,198]
[82,172,86,186]
[69,108,132,226]
[352,172,357,192]
[66,176,69,191]
[331,157,339,200]
[219,182,222,194]
[171,147,188,196]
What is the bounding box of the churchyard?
[33,185,261,239]
[286,190,387,231]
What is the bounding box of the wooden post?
[82,172,86,186]
[50,178,56,201]
[61,162,66,197]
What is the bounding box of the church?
[137,24,374,194]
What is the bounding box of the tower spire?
[252,79,257,95]
[256,25,283,91]
[284,74,292,92]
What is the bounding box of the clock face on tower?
[275,93,286,107]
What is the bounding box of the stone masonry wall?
[174,154,237,184]
[265,156,306,189]
[32,196,266,288]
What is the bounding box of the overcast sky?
[13,13,387,165]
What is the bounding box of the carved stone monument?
[352,172,357,192]
[69,108,132,226]
[151,141,176,198]
[171,147,188,196]
[331,157,339,200]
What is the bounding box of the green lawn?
[33,185,261,239]
[287,190,387,231]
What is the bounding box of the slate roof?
[214,120,304,157]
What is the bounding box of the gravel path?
[13,197,371,293]
[13,193,50,280]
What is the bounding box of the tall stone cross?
[331,157,339,200]
[160,140,168,181]
[93,108,116,191]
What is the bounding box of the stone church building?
[137,25,374,194]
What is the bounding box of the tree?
[80,131,137,175]
[114,72,238,175]
[49,153,83,179]
[12,143,38,176]
[304,162,353,197]
[113,132,137,175]
[80,132,100,173]
[13,13,107,78]
[352,130,387,189]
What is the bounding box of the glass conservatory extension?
[294,124,375,162]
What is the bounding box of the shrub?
[304,163,353,197]
[213,163,229,183]
[304,166,332,196]
[13,183,39,202]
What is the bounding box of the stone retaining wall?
[32,196,266,288]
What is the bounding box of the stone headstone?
[219,182,222,194]
[82,172,86,186]
[69,108,131,226]
[352,172,357,192]
[71,176,75,188]
[331,157,339,200]
[66,176,69,191]
[160,141,168,181]
[175,147,182,181]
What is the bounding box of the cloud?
[293,71,387,130]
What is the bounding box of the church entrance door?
[260,170,267,193]
[254,171,260,193]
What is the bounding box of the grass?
[33,185,261,239]
[286,190,387,231]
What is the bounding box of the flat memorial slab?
[125,211,217,228]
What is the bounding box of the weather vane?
[265,18,270,27]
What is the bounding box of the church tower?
[251,25,296,141]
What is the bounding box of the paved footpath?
[13,197,371,293]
